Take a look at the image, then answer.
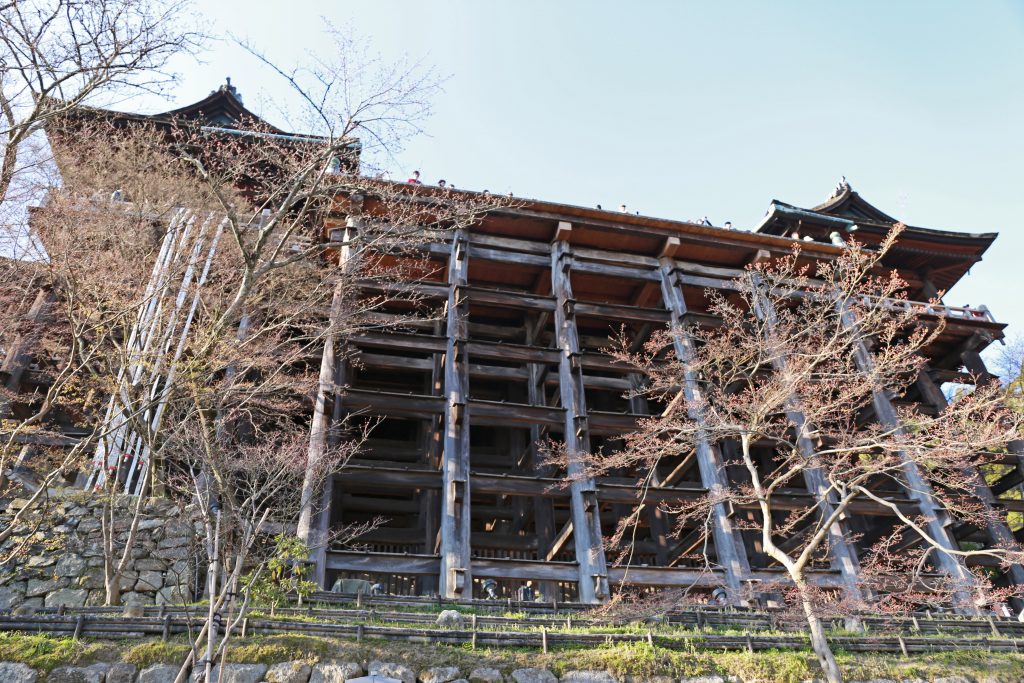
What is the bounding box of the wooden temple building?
[313,178,1018,604]
[3,84,1022,605]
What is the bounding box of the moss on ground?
[0,631,1019,682]
[122,641,191,670]
[0,632,115,672]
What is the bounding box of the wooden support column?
[628,374,671,566]
[748,275,864,603]
[440,229,472,599]
[526,315,558,600]
[0,288,49,417]
[302,219,359,585]
[835,295,980,608]
[919,270,941,303]
[309,356,347,588]
[917,368,1024,592]
[657,249,751,599]
[418,319,444,595]
[551,225,609,604]
[721,440,767,566]
[962,349,997,386]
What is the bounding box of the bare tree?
[0,0,200,249]
[157,426,374,683]
[0,22,505,683]
[0,0,199,558]
[578,227,1024,683]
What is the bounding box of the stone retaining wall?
[0,660,990,683]
[0,494,200,610]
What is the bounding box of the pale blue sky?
[130,1,1024,347]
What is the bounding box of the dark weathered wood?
[338,386,645,435]
[552,227,610,603]
[469,400,566,428]
[311,350,346,588]
[464,285,555,312]
[567,259,661,282]
[573,301,670,324]
[421,319,445,590]
[351,332,447,354]
[440,230,472,598]
[472,557,580,582]
[468,244,549,268]
[327,551,440,575]
[917,367,1024,593]
[468,232,551,256]
[466,340,561,364]
[658,257,752,599]
[300,221,357,563]
[835,294,980,610]
[628,375,671,566]
[357,278,448,301]
[748,273,863,603]
[526,314,559,600]
[1,288,49,401]
[338,389,445,419]
[334,466,910,515]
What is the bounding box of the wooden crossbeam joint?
[553,221,573,243]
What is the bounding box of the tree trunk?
[796,579,843,683]
[105,574,121,607]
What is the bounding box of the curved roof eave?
[756,201,997,248]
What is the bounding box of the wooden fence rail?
[25,604,1024,639]
[1,614,1023,656]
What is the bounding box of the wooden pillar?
[916,367,1024,591]
[919,270,941,303]
[526,316,558,601]
[628,374,671,566]
[301,219,357,585]
[835,296,979,608]
[0,288,50,419]
[962,349,997,386]
[310,354,346,588]
[748,275,864,603]
[721,440,767,566]
[439,229,472,599]
[657,253,751,599]
[418,320,445,595]
[551,226,609,604]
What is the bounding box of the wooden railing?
[857,295,996,324]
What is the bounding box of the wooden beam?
[302,219,357,586]
[552,233,610,603]
[326,549,852,590]
[334,466,909,515]
[658,256,752,600]
[917,366,1024,593]
[545,520,575,561]
[627,374,671,566]
[465,285,555,313]
[422,318,445,572]
[526,312,559,600]
[440,229,472,598]
[835,294,980,610]
[749,274,863,603]
[553,220,573,243]
[326,551,440,576]
[1,288,48,400]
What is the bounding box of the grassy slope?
[0,632,1022,683]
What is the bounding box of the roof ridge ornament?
[212,77,243,105]
[829,175,850,200]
